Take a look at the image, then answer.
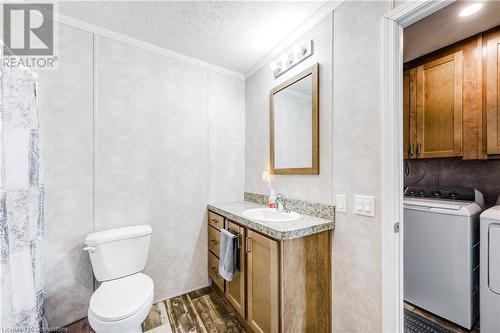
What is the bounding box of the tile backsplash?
[404,158,500,206]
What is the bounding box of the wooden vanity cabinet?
[207,210,331,333]
[207,211,224,292]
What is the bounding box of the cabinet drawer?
[208,225,220,257]
[208,211,224,230]
[208,251,224,292]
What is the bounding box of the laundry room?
[402,2,500,333]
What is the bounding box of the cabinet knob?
[409,143,414,157]
[416,143,421,157]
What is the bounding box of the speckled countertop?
[207,201,334,240]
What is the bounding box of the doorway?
[383,1,500,332]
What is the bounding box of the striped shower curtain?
[0,66,44,332]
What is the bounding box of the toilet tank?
[84,225,152,281]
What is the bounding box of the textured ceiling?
[404,1,500,62]
[57,1,328,73]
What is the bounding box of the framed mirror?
[270,63,319,175]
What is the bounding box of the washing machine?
[404,186,484,329]
[480,204,500,333]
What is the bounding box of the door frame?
[381,1,455,332]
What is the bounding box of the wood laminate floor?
[63,285,246,333]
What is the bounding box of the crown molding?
[46,11,245,80]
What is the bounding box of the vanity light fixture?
[459,3,483,17]
[269,40,313,78]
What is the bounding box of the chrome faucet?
[276,193,290,213]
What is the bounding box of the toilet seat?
[89,273,154,322]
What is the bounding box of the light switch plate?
[336,194,347,213]
[354,195,375,217]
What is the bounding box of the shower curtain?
[0,65,44,332]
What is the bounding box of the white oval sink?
[242,208,300,222]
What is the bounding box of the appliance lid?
[89,273,153,322]
[480,206,500,221]
[404,198,475,210]
[85,225,152,246]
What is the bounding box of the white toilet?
[84,225,154,333]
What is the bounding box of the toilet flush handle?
[83,246,96,253]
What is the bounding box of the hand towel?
[219,229,238,281]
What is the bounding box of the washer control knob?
[431,190,441,197]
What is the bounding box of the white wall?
[94,35,210,302]
[38,21,244,328]
[332,1,391,332]
[245,14,333,204]
[39,23,95,328]
[208,72,245,203]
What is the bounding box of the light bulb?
[293,43,306,56]
[459,3,483,17]
[269,61,279,71]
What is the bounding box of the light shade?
[459,3,483,17]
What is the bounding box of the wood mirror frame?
[270,63,319,175]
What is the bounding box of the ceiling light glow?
[459,3,483,17]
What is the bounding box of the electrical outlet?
[336,194,347,213]
[354,195,375,217]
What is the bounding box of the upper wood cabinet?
[404,32,486,160]
[404,52,464,159]
[486,32,500,155]
[403,69,417,159]
[416,51,464,158]
[246,230,279,333]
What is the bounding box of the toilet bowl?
[88,273,154,333]
[84,225,153,333]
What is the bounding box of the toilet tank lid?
[85,225,152,245]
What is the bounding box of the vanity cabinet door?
[225,222,246,318]
[486,34,500,155]
[246,230,279,333]
[415,51,463,158]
